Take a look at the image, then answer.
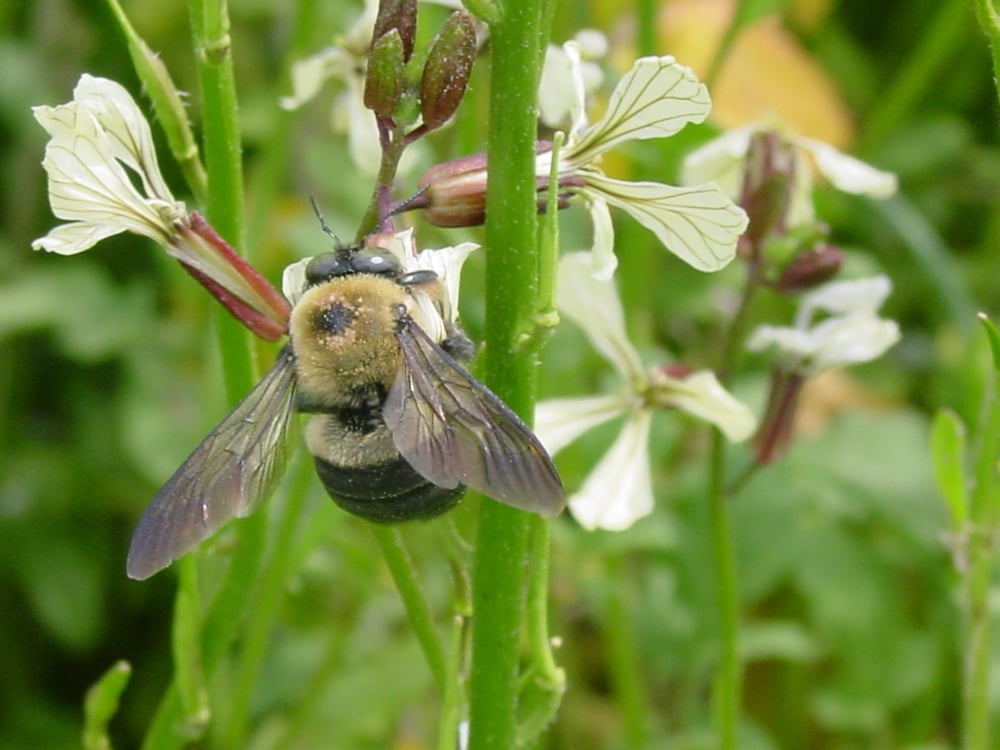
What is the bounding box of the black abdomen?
[313,454,464,522]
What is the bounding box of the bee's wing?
[384,316,565,516]
[127,346,298,580]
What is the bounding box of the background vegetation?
[1,0,997,748]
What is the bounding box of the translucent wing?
[127,346,298,579]
[384,316,565,515]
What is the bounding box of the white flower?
[32,74,187,254]
[538,50,748,280]
[32,75,290,339]
[681,123,898,227]
[281,229,478,343]
[746,276,900,373]
[535,253,756,531]
[280,0,383,175]
[537,31,607,129]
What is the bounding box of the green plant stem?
[962,322,1000,750]
[974,0,1000,107]
[142,2,264,748]
[467,1,550,747]
[372,525,448,694]
[602,553,650,749]
[708,430,741,750]
[190,0,252,398]
[220,453,314,749]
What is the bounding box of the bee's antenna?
[309,196,342,244]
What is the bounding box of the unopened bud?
[420,12,477,131]
[774,244,844,293]
[417,153,489,227]
[364,30,405,117]
[740,131,796,253]
[372,0,417,61]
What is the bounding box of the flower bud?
[774,244,844,293]
[739,131,795,253]
[372,0,416,61]
[364,30,405,118]
[420,12,477,131]
[418,153,489,227]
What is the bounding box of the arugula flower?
[747,275,900,463]
[32,74,288,339]
[536,253,756,530]
[420,49,748,281]
[681,122,898,227]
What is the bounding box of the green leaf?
[930,409,968,529]
[978,312,1000,373]
[83,660,132,750]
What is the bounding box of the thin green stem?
[708,430,741,750]
[141,2,264,747]
[962,334,1000,750]
[372,525,448,694]
[602,553,650,749]
[468,1,551,746]
[221,453,314,749]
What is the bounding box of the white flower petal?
[534,393,632,455]
[72,74,175,201]
[569,411,654,531]
[343,81,382,177]
[31,220,124,255]
[407,242,479,322]
[538,43,583,131]
[557,252,645,383]
[584,174,747,272]
[281,257,311,304]
[651,370,757,442]
[798,275,892,323]
[807,315,901,371]
[678,125,755,196]
[280,49,344,110]
[567,56,710,166]
[585,195,617,280]
[746,325,816,359]
[798,137,898,198]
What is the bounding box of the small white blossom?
[32,74,187,255]
[538,32,607,129]
[538,49,748,280]
[32,74,290,339]
[280,0,383,175]
[536,253,756,530]
[681,123,898,226]
[746,275,900,373]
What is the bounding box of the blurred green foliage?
[1,0,998,748]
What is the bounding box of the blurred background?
[1,0,996,748]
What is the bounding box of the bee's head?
[305,248,402,286]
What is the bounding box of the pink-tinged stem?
[187,212,292,326]
[181,264,289,341]
[753,367,805,465]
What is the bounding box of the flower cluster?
[535,254,756,530]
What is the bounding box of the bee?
[126,240,565,580]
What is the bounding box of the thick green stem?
[467,2,550,748]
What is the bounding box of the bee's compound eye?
[397,270,438,287]
[351,251,401,276]
[306,253,352,284]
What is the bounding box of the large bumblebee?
[126,242,565,579]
